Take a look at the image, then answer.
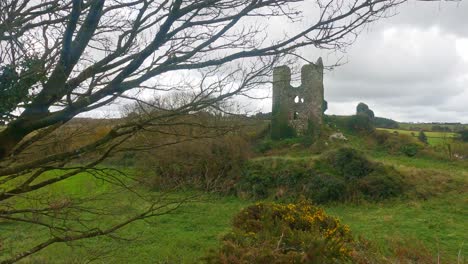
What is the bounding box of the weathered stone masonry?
[271,58,325,138]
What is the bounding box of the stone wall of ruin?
[271,58,324,138]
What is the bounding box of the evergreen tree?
[418,131,428,144]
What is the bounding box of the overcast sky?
[242,0,468,123]
[305,0,468,122]
[93,0,468,123]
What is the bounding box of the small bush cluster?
[319,148,405,200]
[458,130,468,142]
[237,148,405,202]
[347,115,374,134]
[371,130,423,157]
[205,200,354,264]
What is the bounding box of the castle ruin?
[271,58,325,139]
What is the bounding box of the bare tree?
[0,0,403,262]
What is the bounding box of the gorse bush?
[205,200,354,264]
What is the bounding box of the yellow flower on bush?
[213,200,355,263]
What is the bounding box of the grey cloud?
[385,1,468,38]
[314,1,468,122]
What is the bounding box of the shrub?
[237,148,406,202]
[137,135,250,192]
[205,200,354,264]
[418,131,428,144]
[324,147,373,179]
[371,130,423,157]
[321,148,405,200]
[357,166,404,199]
[400,143,420,157]
[458,130,468,142]
[237,158,314,199]
[305,174,347,203]
[347,115,374,133]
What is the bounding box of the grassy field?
[376,128,457,146]
[1,153,467,263]
[1,116,467,263]
[398,123,468,131]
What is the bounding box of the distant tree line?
[373,117,399,129]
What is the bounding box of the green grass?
[1,172,250,263]
[1,140,467,263]
[2,159,467,263]
[398,123,468,132]
[325,194,468,262]
[376,128,457,146]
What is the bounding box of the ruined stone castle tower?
[271,58,325,139]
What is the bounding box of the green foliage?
[0,57,45,122]
[271,109,296,140]
[320,148,405,200]
[358,167,405,199]
[137,135,250,192]
[373,116,399,128]
[399,143,420,157]
[306,174,346,203]
[418,131,428,144]
[325,147,373,179]
[237,148,405,202]
[205,200,354,264]
[458,130,468,142]
[372,130,424,157]
[2,170,465,263]
[326,193,468,263]
[254,137,303,153]
[347,114,374,133]
[431,125,452,132]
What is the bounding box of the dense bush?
[205,200,354,264]
[137,135,250,192]
[237,148,406,202]
[458,130,468,142]
[319,148,405,200]
[305,174,347,203]
[358,167,404,199]
[236,158,314,199]
[347,114,374,133]
[399,143,420,157]
[418,131,428,144]
[324,147,373,179]
[371,130,423,157]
